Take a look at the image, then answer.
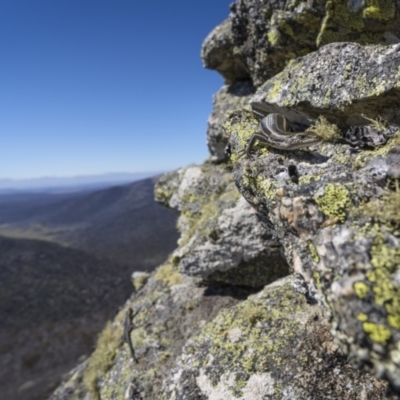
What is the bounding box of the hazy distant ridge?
[0,176,179,269]
[0,172,163,192]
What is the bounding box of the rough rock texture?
[201,19,249,85]
[226,43,400,388]
[162,276,394,400]
[207,81,255,163]
[251,42,400,128]
[51,272,395,400]
[155,164,288,287]
[202,0,400,86]
[50,263,257,400]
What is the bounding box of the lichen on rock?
[161,276,394,399]
[207,81,255,163]
[250,42,400,128]
[202,0,400,86]
[225,41,400,391]
[155,163,289,287]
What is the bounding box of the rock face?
[155,164,288,288]
[51,1,400,399]
[202,0,400,86]
[225,40,400,391]
[50,264,256,400]
[251,42,400,128]
[207,81,255,163]
[162,276,393,400]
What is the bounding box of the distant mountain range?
[0,176,179,269]
[0,172,162,194]
[0,175,179,400]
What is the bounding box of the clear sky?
[0,1,231,179]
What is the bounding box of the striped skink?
[240,111,320,157]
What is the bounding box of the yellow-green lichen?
[362,321,392,344]
[313,271,322,290]
[180,200,219,246]
[154,262,183,286]
[335,154,348,164]
[299,174,321,184]
[367,235,400,330]
[287,74,309,101]
[186,279,307,397]
[174,165,240,253]
[314,183,351,222]
[363,0,396,20]
[308,241,320,263]
[155,185,173,205]
[316,0,382,47]
[357,312,369,322]
[224,111,261,163]
[83,315,124,400]
[354,281,370,299]
[256,176,276,200]
[306,116,342,142]
[362,114,388,132]
[276,16,294,38]
[388,313,400,330]
[267,28,280,46]
[353,74,369,94]
[317,0,365,47]
[243,174,276,203]
[246,304,270,325]
[357,186,400,227]
[265,77,283,101]
[370,234,400,273]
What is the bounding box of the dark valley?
[0,176,179,400]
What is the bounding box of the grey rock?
[202,0,400,86]
[48,263,260,400]
[157,164,288,287]
[250,42,400,127]
[161,276,395,400]
[387,146,400,180]
[207,81,255,163]
[175,196,288,287]
[226,103,400,390]
[201,18,249,84]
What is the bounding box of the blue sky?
[0,1,231,179]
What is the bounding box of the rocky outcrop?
[207,81,255,163]
[250,42,400,127]
[162,276,394,400]
[225,41,400,390]
[50,263,256,400]
[201,19,249,85]
[50,1,400,399]
[202,0,400,86]
[51,271,396,400]
[155,164,288,287]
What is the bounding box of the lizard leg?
[241,133,270,157]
